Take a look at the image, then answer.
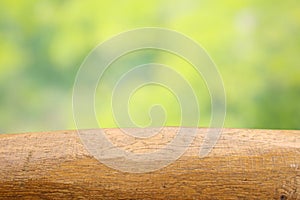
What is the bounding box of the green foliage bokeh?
[0,0,299,133]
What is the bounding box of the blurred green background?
[0,0,299,134]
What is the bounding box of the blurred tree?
[0,0,299,133]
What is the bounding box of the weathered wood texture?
[0,128,299,199]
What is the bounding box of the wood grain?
[0,127,299,199]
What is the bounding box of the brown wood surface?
[0,127,299,199]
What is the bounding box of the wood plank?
[0,128,299,199]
